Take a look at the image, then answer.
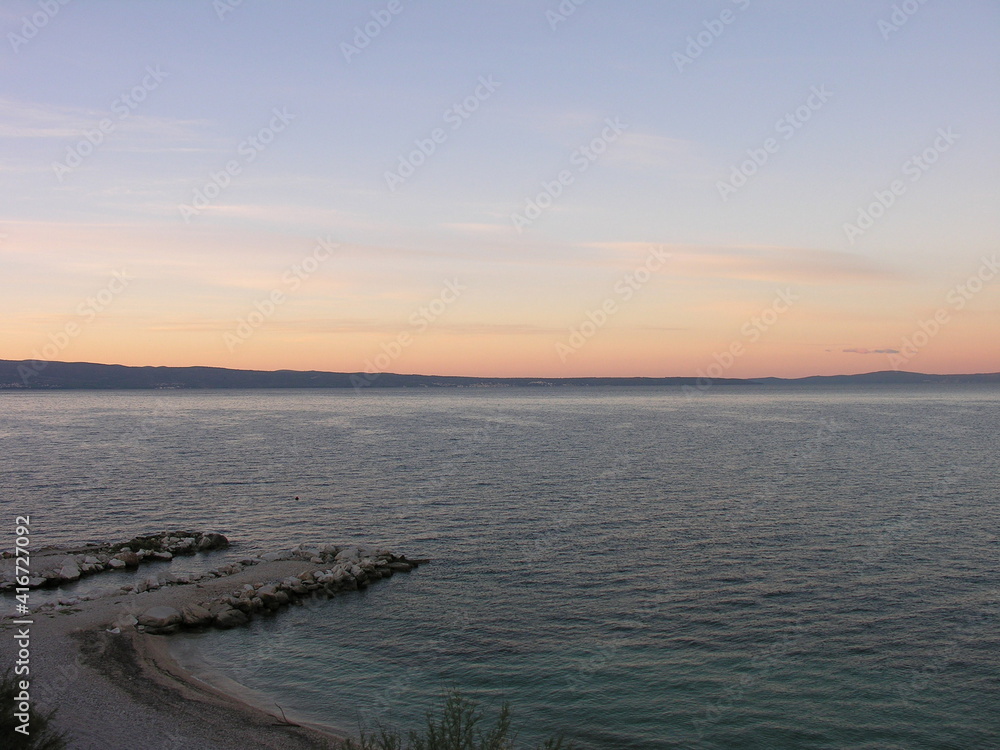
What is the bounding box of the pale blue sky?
[2,1,998,375]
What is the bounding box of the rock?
[388,562,413,572]
[256,584,281,607]
[116,551,140,568]
[197,533,229,551]
[151,551,173,561]
[214,607,248,628]
[107,558,126,569]
[138,606,182,633]
[83,555,100,565]
[181,603,214,627]
[27,577,46,588]
[172,538,194,553]
[336,546,360,562]
[58,563,81,581]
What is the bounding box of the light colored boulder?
[197,533,229,551]
[116,551,140,567]
[181,603,214,627]
[214,607,248,628]
[138,605,182,629]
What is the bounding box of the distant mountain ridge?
[1,359,998,390]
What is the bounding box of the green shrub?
[0,668,69,750]
[341,691,572,750]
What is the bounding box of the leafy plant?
[341,690,572,750]
[0,668,69,750]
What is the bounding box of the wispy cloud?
[586,242,900,284]
[843,348,900,354]
[0,97,211,144]
[603,131,705,172]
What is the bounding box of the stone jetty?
[135,543,421,634]
[0,530,229,591]
[1,530,424,635]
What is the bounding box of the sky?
[1,0,998,378]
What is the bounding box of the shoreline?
[0,545,413,749]
[164,632,348,739]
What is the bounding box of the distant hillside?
[0,359,997,390]
[0,359,750,389]
[754,370,1000,385]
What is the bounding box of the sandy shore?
[1,556,353,750]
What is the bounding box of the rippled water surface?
[2,387,998,748]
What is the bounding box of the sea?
[1,386,998,749]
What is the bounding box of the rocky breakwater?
[136,544,422,635]
[0,530,229,592]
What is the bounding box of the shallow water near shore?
[2,386,999,748]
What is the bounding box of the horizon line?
[3,357,999,383]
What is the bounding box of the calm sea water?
[2,387,998,748]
